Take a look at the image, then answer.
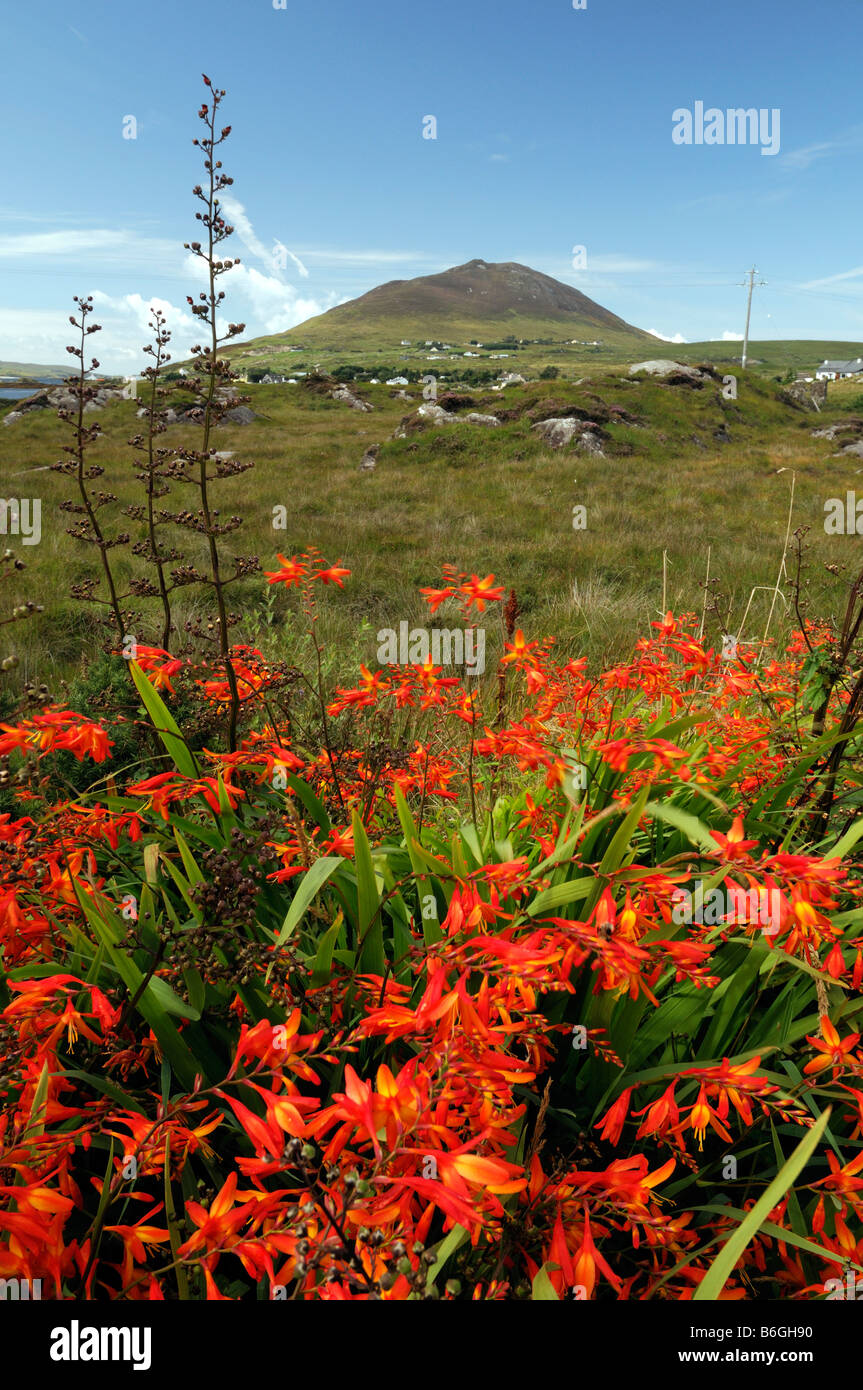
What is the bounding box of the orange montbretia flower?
[804,1016,862,1076]
[709,815,759,862]
[265,554,308,587]
[459,574,505,613]
[315,563,351,587]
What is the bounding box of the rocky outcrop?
[392,402,502,439]
[628,360,707,386]
[783,379,827,411]
[330,385,373,413]
[531,417,605,453]
[463,412,501,427]
[359,445,379,472]
[415,403,452,426]
[3,383,126,423]
[810,419,863,453]
[812,418,863,442]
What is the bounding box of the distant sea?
[0,379,59,400]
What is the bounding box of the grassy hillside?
[2,364,860,695]
[675,340,863,376]
[0,360,69,382]
[262,259,655,351]
[221,334,863,389]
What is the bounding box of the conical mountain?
[241,259,654,351]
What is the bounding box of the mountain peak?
[265,259,654,350]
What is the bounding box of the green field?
[2,360,862,697]
[219,335,863,388]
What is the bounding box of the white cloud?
[648,328,687,344]
[781,140,839,172]
[0,208,418,369]
[295,248,437,266]
[181,253,335,335]
[799,265,863,290]
[722,331,744,341]
[220,195,308,279]
[780,125,863,172]
[0,266,337,373]
[0,229,177,264]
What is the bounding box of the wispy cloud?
[220,195,308,279]
[181,253,336,337]
[295,249,440,266]
[780,124,863,171]
[798,265,863,290]
[0,229,176,263]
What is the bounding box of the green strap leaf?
[128,660,199,778]
[145,974,201,1022]
[645,799,717,854]
[693,1107,830,1300]
[528,877,594,917]
[353,810,385,976]
[832,815,863,862]
[531,1264,561,1300]
[272,856,344,950]
[394,788,445,945]
[426,1223,470,1287]
[311,912,344,987]
[73,885,202,1091]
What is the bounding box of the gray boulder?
[531,417,604,454]
[782,379,827,411]
[220,405,257,425]
[629,360,705,383]
[330,385,373,412]
[416,403,453,424]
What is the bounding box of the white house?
[816,357,863,381]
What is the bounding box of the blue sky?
[3,0,862,371]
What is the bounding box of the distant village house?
[815,357,863,381]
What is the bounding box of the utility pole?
[739,267,766,370]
